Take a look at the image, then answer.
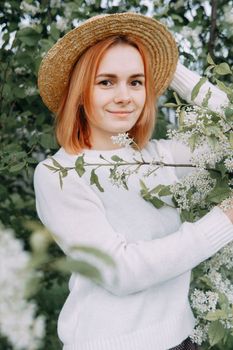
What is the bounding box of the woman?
[34,13,233,350]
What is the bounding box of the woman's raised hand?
[219,198,233,223]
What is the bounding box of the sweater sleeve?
[34,160,233,297]
[170,61,230,112]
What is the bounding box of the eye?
[98,80,113,87]
[130,80,144,87]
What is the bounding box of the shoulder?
[143,139,180,161]
[145,139,192,162]
[33,148,104,204]
[34,148,84,192]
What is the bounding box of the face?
[87,43,146,150]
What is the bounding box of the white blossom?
[18,17,41,29]
[109,167,132,188]
[111,133,134,147]
[224,5,233,24]
[207,270,233,304]
[191,289,218,313]
[15,67,27,75]
[204,242,233,270]
[170,169,216,210]
[179,26,202,49]
[224,157,233,171]
[25,86,37,96]
[20,1,41,16]
[190,323,209,345]
[55,15,69,32]
[0,226,45,349]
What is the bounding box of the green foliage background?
[0,0,232,349]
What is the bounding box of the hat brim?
[38,12,178,113]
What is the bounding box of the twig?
[208,0,217,58]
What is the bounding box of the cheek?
[92,87,112,109]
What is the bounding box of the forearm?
[170,61,230,112]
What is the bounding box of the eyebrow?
[96,73,145,79]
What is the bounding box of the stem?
[208,0,217,58]
[65,160,223,173]
[0,61,10,113]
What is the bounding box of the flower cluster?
[170,169,216,211]
[190,324,209,346]
[111,133,134,147]
[0,226,45,350]
[20,1,41,15]
[167,76,233,344]
[191,289,219,314]
[167,105,233,169]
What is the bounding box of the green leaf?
[204,65,215,75]
[215,163,228,178]
[225,107,233,121]
[149,184,165,195]
[70,246,116,267]
[17,27,41,46]
[191,77,207,101]
[10,151,27,160]
[173,92,182,105]
[229,132,233,149]
[52,258,103,284]
[188,134,199,152]
[9,161,26,173]
[158,185,172,196]
[205,125,222,137]
[13,86,26,99]
[215,79,233,96]
[163,103,178,108]
[205,309,228,321]
[202,88,212,108]
[178,109,185,127]
[61,169,68,178]
[206,180,230,203]
[90,169,104,192]
[214,63,232,75]
[207,135,217,149]
[171,14,183,23]
[43,164,59,172]
[59,172,63,189]
[75,155,85,177]
[148,196,164,209]
[49,157,64,169]
[111,155,124,162]
[39,38,54,52]
[139,179,148,192]
[208,320,226,346]
[207,53,215,65]
[39,133,58,149]
[50,23,60,41]
[180,209,195,223]
[15,52,33,65]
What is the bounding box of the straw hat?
[38,12,178,113]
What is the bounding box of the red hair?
[56,35,157,154]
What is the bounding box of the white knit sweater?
[34,64,233,350]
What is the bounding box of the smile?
[107,110,134,114]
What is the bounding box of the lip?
[107,110,134,114]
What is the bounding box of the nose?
[113,83,131,104]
